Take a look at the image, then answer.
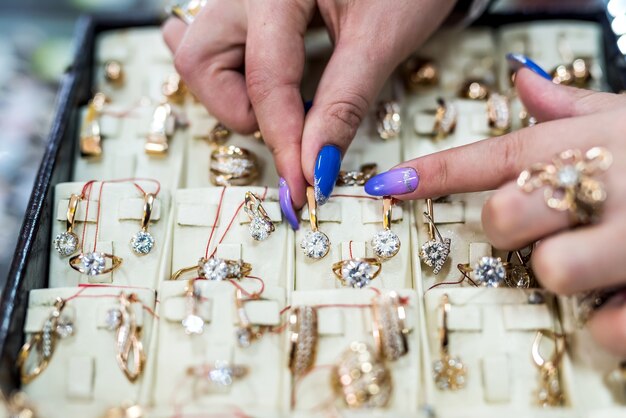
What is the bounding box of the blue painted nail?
[304,100,313,114]
[506,53,552,81]
[279,178,300,230]
[314,145,341,205]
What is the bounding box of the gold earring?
[432,294,466,390]
[244,191,275,241]
[300,187,330,259]
[104,60,124,87]
[234,289,269,348]
[80,93,108,158]
[532,329,565,407]
[54,194,81,257]
[371,196,401,260]
[130,193,156,255]
[105,293,145,383]
[181,279,204,335]
[419,199,451,274]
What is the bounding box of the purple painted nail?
[364,168,419,196]
[279,178,300,230]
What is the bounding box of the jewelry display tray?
[2,8,626,418]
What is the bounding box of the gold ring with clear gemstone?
[486,93,511,135]
[332,258,382,288]
[170,257,252,281]
[517,147,613,224]
[336,163,378,186]
[371,292,409,362]
[210,145,259,186]
[288,305,318,378]
[69,252,122,276]
[168,0,207,25]
[376,101,401,140]
[432,98,457,139]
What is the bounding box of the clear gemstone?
[236,328,252,348]
[432,355,466,391]
[182,314,204,335]
[249,217,272,241]
[487,93,510,130]
[81,252,106,276]
[557,165,579,187]
[208,361,234,386]
[420,238,451,274]
[371,230,400,259]
[131,230,155,255]
[300,231,330,259]
[55,317,74,338]
[200,257,229,281]
[54,232,78,257]
[439,103,457,133]
[105,309,122,330]
[474,256,506,287]
[341,260,374,288]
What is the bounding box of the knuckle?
[432,157,448,195]
[496,131,525,179]
[246,66,274,106]
[482,193,520,248]
[322,91,369,142]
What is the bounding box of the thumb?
[515,67,626,122]
[301,42,392,204]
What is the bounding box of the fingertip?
[162,17,187,52]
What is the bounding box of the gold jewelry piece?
[432,294,466,390]
[187,361,249,392]
[517,147,613,224]
[162,73,187,105]
[458,256,510,287]
[234,289,269,348]
[181,279,204,335]
[532,329,565,407]
[104,60,124,87]
[458,79,490,101]
[101,404,143,418]
[505,247,538,288]
[54,194,81,257]
[253,130,263,141]
[415,98,457,140]
[300,187,330,260]
[376,100,401,140]
[419,198,451,274]
[145,103,173,156]
[168,0,207,25]
[130,193,156,255]
[1,391,38,418]
[210,145,259,186]
[372,292,408,362]
[105,293,145,383]
[332,258,382,288]
[487,93,511,135]
[402,56,439,90]
[552,58,592,87]
[170,256,252,281]
[371,196,401,260]
[288,306,318,378]
[80,93,107,158]
[331,342,392,408]
[336,163,377,186]
[69,252,122,276]
[519,107,537,127]
[244,191,275,241]
[204,122,231,145]
[18,298,74,384]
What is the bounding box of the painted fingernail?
[314,145,341,205]
[364,167,419,196]
[506,53,552,81]
[279,177,299,230]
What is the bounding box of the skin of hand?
[162,0,456,209]
[370,68,626,357]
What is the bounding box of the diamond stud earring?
[300,186,330,259]
[371,196,401,260]
[54,194,81,257]
[244,191,275,241]
[131,193,156,255]
[419,199,451,275]
[182,279,204,335]
[432,294,466,391]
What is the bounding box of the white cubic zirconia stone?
[300,231,330,259]
[341,260,374,288]
[105,309,122,330]
[557,165,580,187]
[209,361,234,386]
[201,257,229,281]
[371,229,400,259]
[54,232,78,256]
[81,252,106,276]
[131,230,155,255]
[182,314,204,335]
[474,256,506,287]
[249,217,272,241]
[55,317,74,338]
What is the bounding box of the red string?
[79,181,95,253]
[227,276,265,298]
[348,240,354,259]
[426,266,478,292]
[61,285,158,318]
[93,181,106,251]
[205,187,227,259]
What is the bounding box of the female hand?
[365,61,626,357]
[162,0,455,222]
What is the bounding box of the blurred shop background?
[0,0,612,289]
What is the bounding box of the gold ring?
[486,93,511,135]
[458,256,511,288]
[288,306,318,378]
[187,361,249,389]
[432,98,457,140]
[168,0,207,25]
[517,147,613,224]
[69,252,122,276]
[458,79,490,100]
[371,292,408,362]
[171,257,252,281]
[162,73,187,104]
[332,342,392,408]
[332,258,382,288]
[376,101,401,140]
[210,145,259,186]
[402,56,438,90]
[336,163,378,186]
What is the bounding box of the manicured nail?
[304,100,313,114]
[364,167,419,196]
[506,53,552,81]
[279,177,299,230]
[314,145,341,205]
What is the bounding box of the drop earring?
[419,199,451,274]
[432,294,466,390]
[371,196,401,260]
[300,186,330,259]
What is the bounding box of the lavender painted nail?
[364,168,419,196]
[279,178,300,230]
